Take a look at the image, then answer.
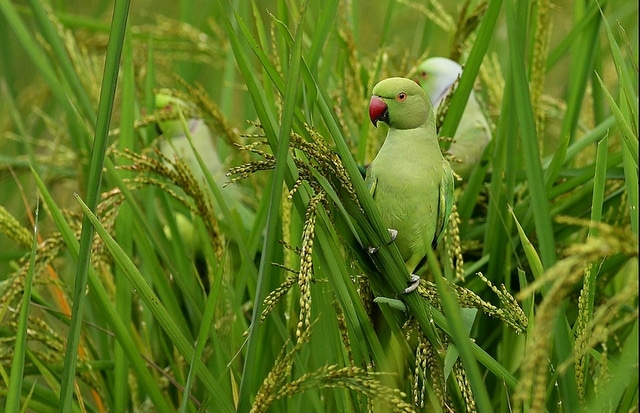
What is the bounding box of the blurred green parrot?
[155,93,226,184]
[417,57,492,180]
[155,93,252,223]
[154,93,254,267]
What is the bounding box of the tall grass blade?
[509,205,544,280]
[440,0,502,140]
[223,2,309,409]
[0,0,89,154]
[545,1,602,189]
[505,0,556,268]
[506,1,579,410]
[31,166,173,411]
[73,194,234,411]
[113,34,136,412]
[26,0,96,128]
[428,248,493,413]
[59,1,131,408]
[586,320,638,413]
[595,74,638,165]
[598,4,638,233]
[484,74,516,282]
[180,259,225,413]
[4,200,37,412]
[2,0,637,410]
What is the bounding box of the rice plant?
[0,0,637,412]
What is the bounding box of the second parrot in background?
[155,93,254,239]
[417,57,492,180]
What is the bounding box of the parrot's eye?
[420,71,428,79]
[397,92,407,101]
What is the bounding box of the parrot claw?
[368,228,399,254]
[401,274,421,294]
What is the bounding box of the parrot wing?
[434,163,455,247]
[365,168,378,198]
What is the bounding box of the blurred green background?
[0,0,637,411]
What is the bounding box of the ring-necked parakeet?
[155,93,226,182]
[366,77,454,293]
[155,93,253,231]
[416,57,492,180]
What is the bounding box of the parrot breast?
[367,131,446,271]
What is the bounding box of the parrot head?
[369,77,432,130]
[154,92,200,137]
[154,93,185,136]
[416,57,463,108]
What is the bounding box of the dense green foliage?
[0,0,637,412]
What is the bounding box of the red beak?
[369,96,389,127]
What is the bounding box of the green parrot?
[154,93,254,236]
[366,77,454,293]
[155,93,226,182]
[416,57,492,180]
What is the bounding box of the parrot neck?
[385,125,442,156]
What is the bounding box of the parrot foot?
[368,228,399,254]
[401,274,421,294]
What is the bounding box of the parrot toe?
[368,228,399,254]
[401,274,421,294]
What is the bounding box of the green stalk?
[428,247,493,413]
[180,258,225,412]
[32,167,173,411]
[4,201,38,412]
[143,34,156,145]
[0,0,89,156]
[546,2,601,70]
[505,0,556,268]
[219,0,241,118]
[73,194,234,411]
[59,0,130,409]
[233,3,306,410]
[439,0,502,141]
[113,34,135,412]
[484,74,517,282]
[26,0,96,130]
[545,0,602,189]
[586,320,638,413]
[576,135,608,399]
[507,2,579,409]
[510,206,544,280]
